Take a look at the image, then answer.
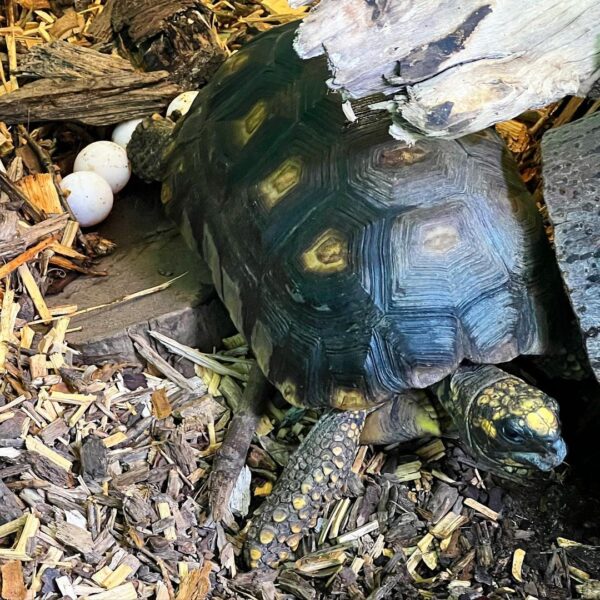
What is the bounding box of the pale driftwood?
[542,112,600,382]
[0,42,180,126]
[291,0,600,140]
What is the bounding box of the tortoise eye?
[502,422,522,443]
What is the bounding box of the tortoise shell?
[162,24,559,409]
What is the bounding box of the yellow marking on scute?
[160,183,172,206]
[301,481,312,495]
[333,387,367,410]
[251,320,273,375]
[236,99,268,146]
[290,523,302,534]
[313,469,324,483]
[481,419,497,439]
[332,445,344,456]
[422,225,460,253]
[180,211,200,254]
[302,229,349,275]
[259,157,302,210]
[222,269,244,332]
[202,225,221,293]
[379,144,428,167]
[280,380,302,408]
[221,50,249,75]
[526,407,558,436]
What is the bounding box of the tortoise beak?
[514,438,567,472]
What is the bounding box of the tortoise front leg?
[245,410,365,568]
[245,393,441,567]
[360,390,441,445]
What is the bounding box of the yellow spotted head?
[469,376,566,473]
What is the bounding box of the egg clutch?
[59,91,199,227]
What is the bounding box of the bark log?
[542,112,600,383]
[291,0,600,140]
[111,0,227,90]
[0,42,180,126]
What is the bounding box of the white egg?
[60,171,114,228]
[167,91,199,118]
[73,141,131,194]
[111,118,144,149]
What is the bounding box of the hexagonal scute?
[165,22,561,408]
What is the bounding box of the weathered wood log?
[291,0,600,140]
[0,42,180,126]
[111,0,227,90]
[542,112,600,382]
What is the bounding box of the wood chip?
[464,498,500,521]
[16,173,63,215]
[151,388,172,419]
[25,436,72,471]
[82,582,137,600]
[512,548,526,582]
[430,512,468,539]
[337,520,379,544]
[1,561,26,600]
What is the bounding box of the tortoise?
[127,23,573,568]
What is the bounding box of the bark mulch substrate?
[0,1,599,599]
[0,334,599,600]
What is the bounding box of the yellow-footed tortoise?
[128,24,570,568]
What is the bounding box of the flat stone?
[49,183,232,364]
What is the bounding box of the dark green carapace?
[162,24,558,411]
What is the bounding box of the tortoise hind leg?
[245,410,365,568]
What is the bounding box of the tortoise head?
[467,377,566,473]
[127,114,177,183]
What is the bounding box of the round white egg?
[61,171,114,228]
[73,141,131,194]
[111,118,143,149]
[167,91,199,118]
